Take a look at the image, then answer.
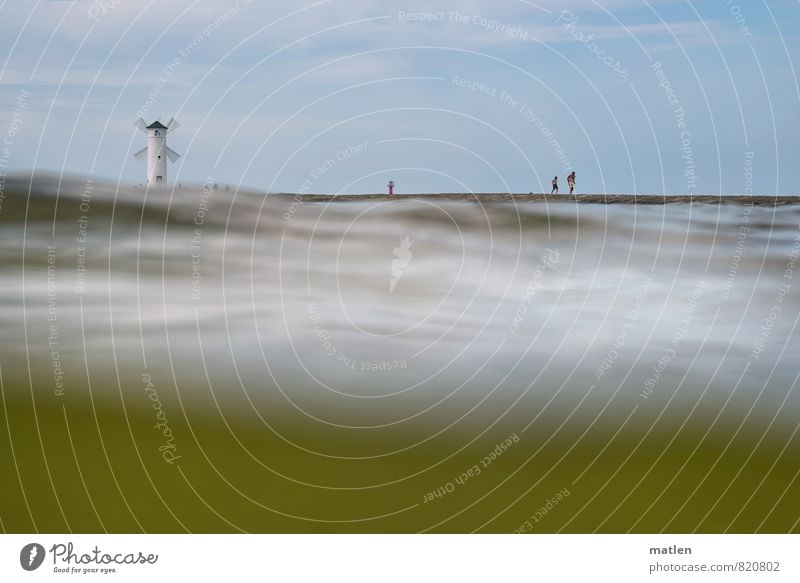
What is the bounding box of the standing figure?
[568,171,576,195]
[388,180,395,195]
[551,176,559,194]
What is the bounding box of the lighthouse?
[134,117,181,185]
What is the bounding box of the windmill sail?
[133,147,148,161]
[165,147,181,163]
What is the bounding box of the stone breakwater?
[279,193,800,206]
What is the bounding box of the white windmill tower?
[134,117,181,185]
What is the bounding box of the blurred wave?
[1,173,799,532]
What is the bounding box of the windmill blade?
[165,147,181,163]
[133,147,148,161]
[166,117,180,133]
[135,118,148,132]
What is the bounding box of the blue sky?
[1,0,799,194]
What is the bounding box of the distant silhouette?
[568,172,576,195]
[551,176,558,194]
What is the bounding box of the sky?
[1,0,799,194]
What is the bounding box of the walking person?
[551,176,558,194]
[567,171,576,195]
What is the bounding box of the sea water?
[0,174,798,533]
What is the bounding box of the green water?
[2,385,797,533]
[1,176,798,533]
